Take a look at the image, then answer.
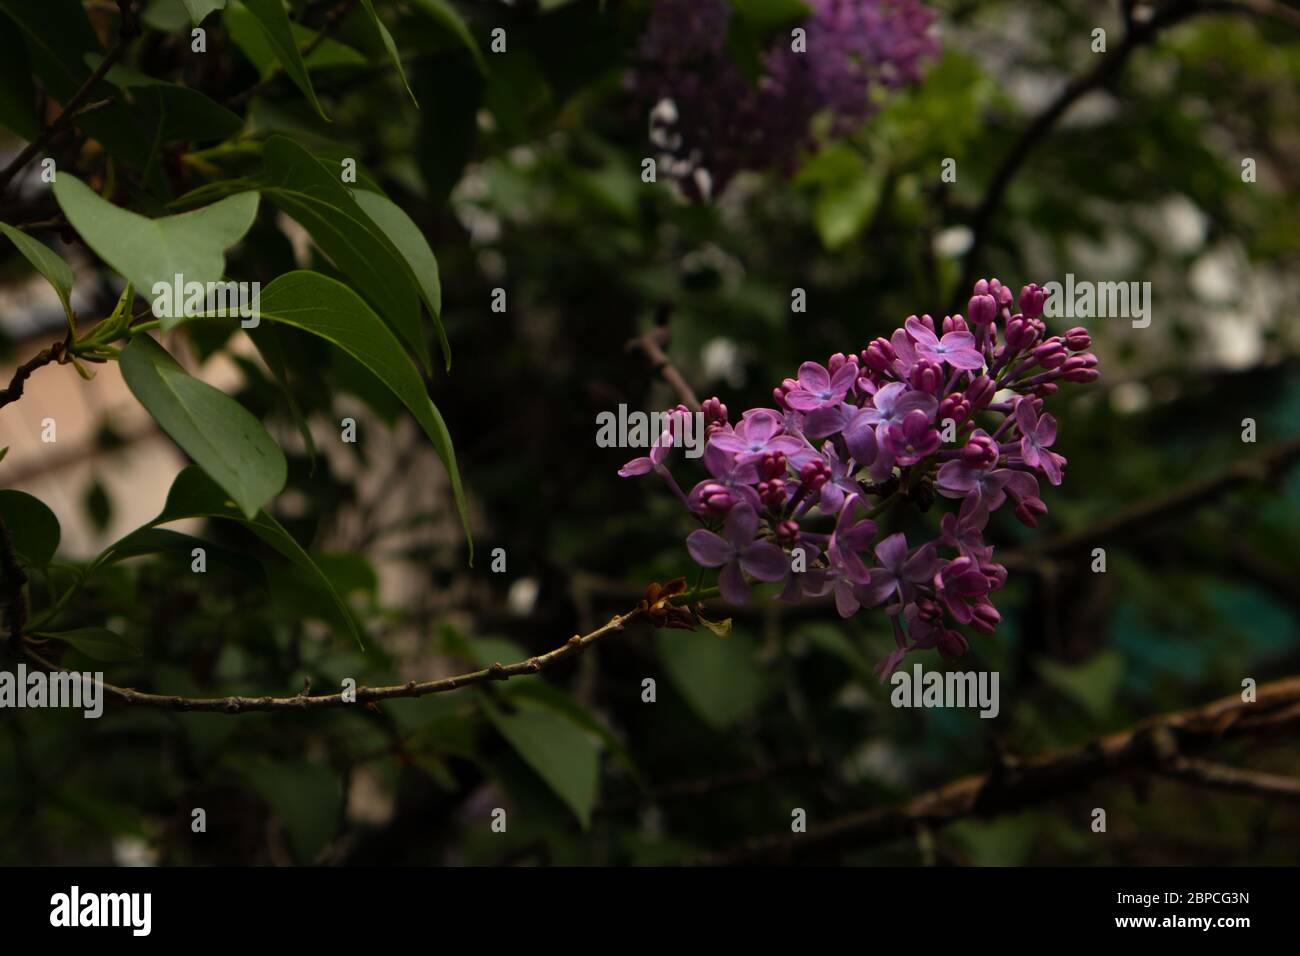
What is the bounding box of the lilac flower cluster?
[626,0,938,199]
[619,279,1100,678]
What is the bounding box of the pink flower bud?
[759,451,787,480]
[702,396,729,424]
[908,359,944,395]
[1018,283,1047,319]
[961,434,999,467]
[967,293,997,327]
[938,629,970,661]
[758,479,787,509]
[1014,496,1049,528]
[1063,326,1092,351]
[970,600,1001,635]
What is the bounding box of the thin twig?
[626,307,702,412]
[953,0,1202,306]
[1001,434,1300,566]
[693,674,1300,864]
[0,2,139,198]
[224,0,362,109]
[21,608,642,714]
[0,343,67,410]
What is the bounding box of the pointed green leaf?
[407,0,485,72]
[182,0,228,25]
[260,136,431,370]
[116,466,363,647]
[354,188,448,369]
[38,627,140,662]
[236,0,328,120]
[0,222,75,323]
[120,335,287,518]
[482,695,601,828]
[87,54,244,143]
[0,489,60,566]
[225,2,366,76]
[0,13,39,139]
[52,175,259,331]
[359,0,417,106]
[234,271,472,559]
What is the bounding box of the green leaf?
[658,629,765,730]
[95,527,266,584]
[0,222,75,323]
[235,0,328,120]
[247,324,317,472]
[227,271,471,558]
[181,0,228,25]
[225,2,366,76]
[0,0,169,194]
[260,136,430,370]
[353,188,448,369]
[482,695,601,828]
[104,466,363,647]
[38,627,140,662]
[120,335,287,518]
[730,0,811,33]
[1037,651,1126,722]
[52,175,259,331]
[0,13,39,139]
[87,55,244,143]
[359,0,417,107]
[797,144,882,251]
[0,490,61,566]
[407,0,485,72]
[241,757,342,862]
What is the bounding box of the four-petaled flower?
[860,531,937,608]
[1015,399,1066,485]
[686,504,789,604]
[784,361,858,412]
[905,315,985,370]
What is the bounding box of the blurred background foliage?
[1,0,1298,865]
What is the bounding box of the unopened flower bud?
[700,484,734,514]
[1063,326,1092,351]
[1018,283,1047,319]
[961,433,999,467]
[759,451,787,480]
[908,359,944,395]
[702,396,728,425]
[1014,496,1049,528]
[799,460,830,492]
[1033,337,1067,369]
[938,629,970,661]
[758,479,787,509]
[970,600,1001,635]
[965,374,995,411]
[942,314,969,335]
[864,338,896,374]
[967,293,997,327]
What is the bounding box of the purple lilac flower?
[616,276,1098,677]
[709,408,807,462]
[860,532,937,608]
[905,315,986,371]
[785,361,859,412]
[1015,399,1066,485]
[628,0,937,199]
[686,504,789,604]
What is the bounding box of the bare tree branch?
[694,674,1300,864]
[0,2,139,198]
[1002,434,1300,567]
[626,305,702,413]
[21,608,642,714]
